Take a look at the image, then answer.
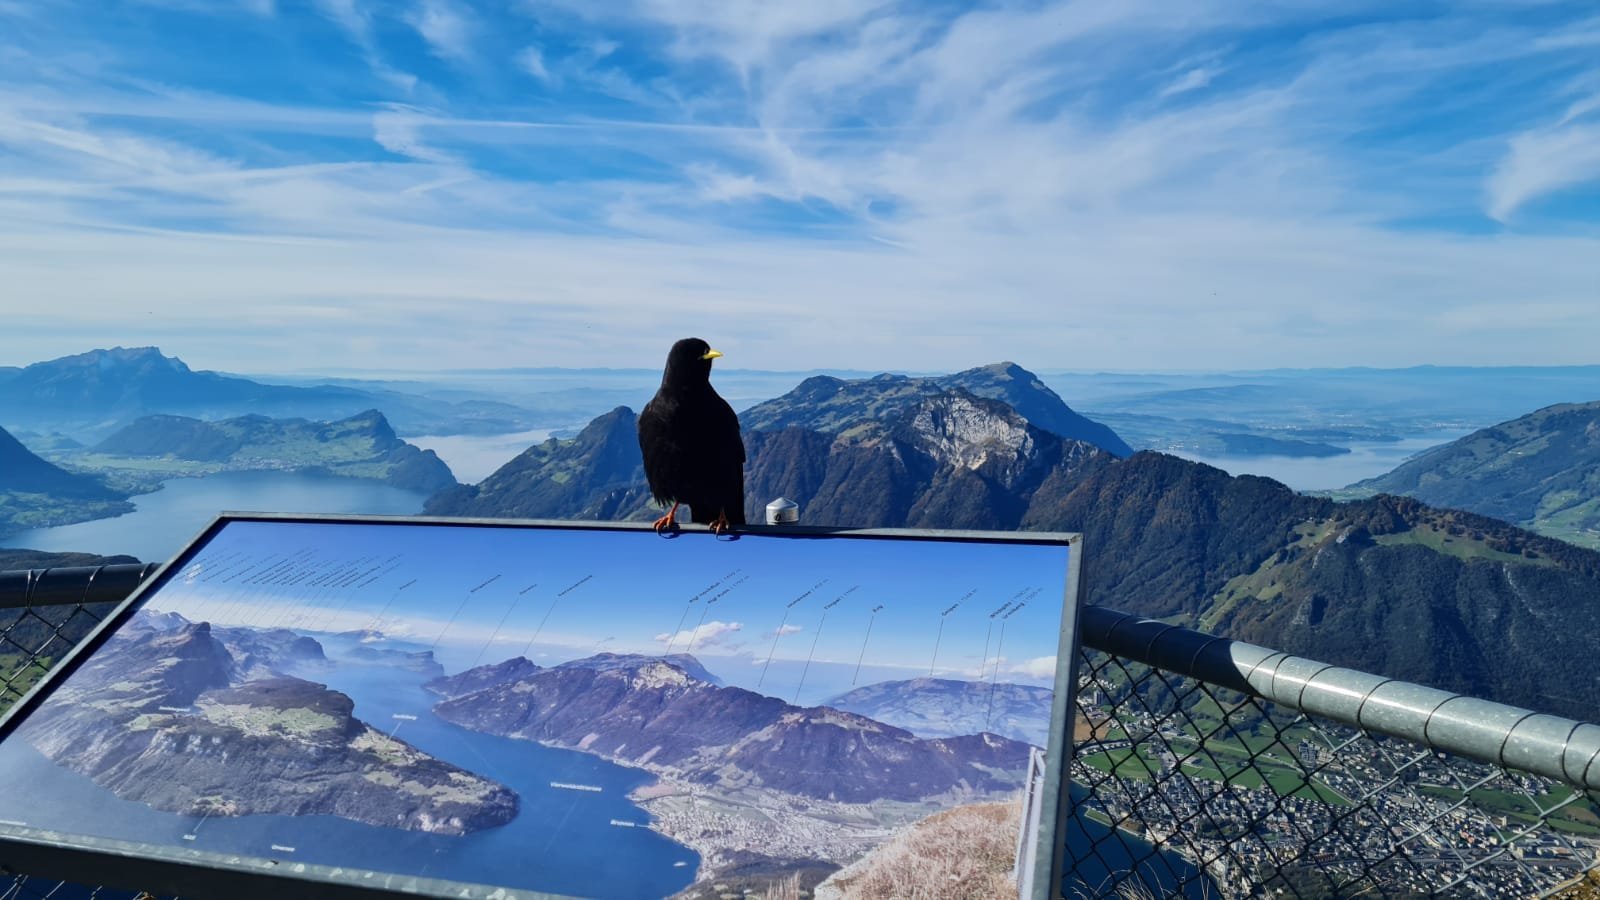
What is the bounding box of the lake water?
[0,471,431,563]
[1170,432,1469,492]
[0,642,698,899]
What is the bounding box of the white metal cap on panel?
[764,497,799,525]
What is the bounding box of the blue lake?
[0,471,431,563]
[0,648,698,899]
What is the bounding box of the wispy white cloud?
[371,105,460,164]
[1009,655,1058,680]
[407,0,475,63]
[1160,66,1217,98]
[312,0,420,93]
[517,45,552,83]
[1486,116,1600,221]
[656,620,743,650]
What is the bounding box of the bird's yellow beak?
[701,348,723,360]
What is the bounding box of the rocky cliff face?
[20,616,517,835]
[431,653,1033,803]
[740,362,1133,457]
[747,390,1112,529]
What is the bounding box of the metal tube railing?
[1081,605,1600,793]
[0,564,160,611]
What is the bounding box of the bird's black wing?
[704,390,747,524]
[637,394,681,506]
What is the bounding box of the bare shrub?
[762,872,804,900]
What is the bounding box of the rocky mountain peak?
[339,408,396,443]
[555,652,719,685]
[897,390,1037,474]
[741,362,1131,457]
[60,346,191,374]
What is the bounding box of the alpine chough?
[637,338,746,533]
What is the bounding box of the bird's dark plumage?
[638,338,746,530]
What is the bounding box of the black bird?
[637,337,746,533]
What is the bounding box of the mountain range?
[0,347,537,439]
[424,364,1600,722]
[1345,401,1600,550]
[86,409,457,493]
[427,363,1119,529]
[824,678,1054,747]
[427,652,1033,804]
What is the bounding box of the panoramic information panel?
[0,516,1079,900]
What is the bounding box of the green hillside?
[78,409,457,494]
[1346,401,1600,549]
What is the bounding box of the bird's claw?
[709,511,732,535]
[653,502,680,533]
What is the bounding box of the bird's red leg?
[653,501,680,532]
[710,509,732,535]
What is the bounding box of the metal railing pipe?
[0,564,161,611]
[1079,605,1600,792]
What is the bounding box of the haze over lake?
[1170,432,1469,492]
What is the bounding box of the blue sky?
[150,520,1073,699]
[1,1,1597,372]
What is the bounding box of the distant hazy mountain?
[88,409,456,493]
[0,347,367,432]
[825,678,1054,747]
[1346,401,1600,549]
[0,347,537,438]
[427,370,1600,722]
[0,424,131,537]
[1056,365,1600,459]
[430,652,1032,803]
[741,362,1132,457]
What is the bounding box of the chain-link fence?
[1065,608,1600,899]
[3,566,1599,899]
[1,878,159,900]
[0,566,157,718]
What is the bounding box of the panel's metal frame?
[0,512,1082,900]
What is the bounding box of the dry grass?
[761,873,804,900]
[1075,711,1118,742]
[822,801,1022,899]
[1553,869,1600,900]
